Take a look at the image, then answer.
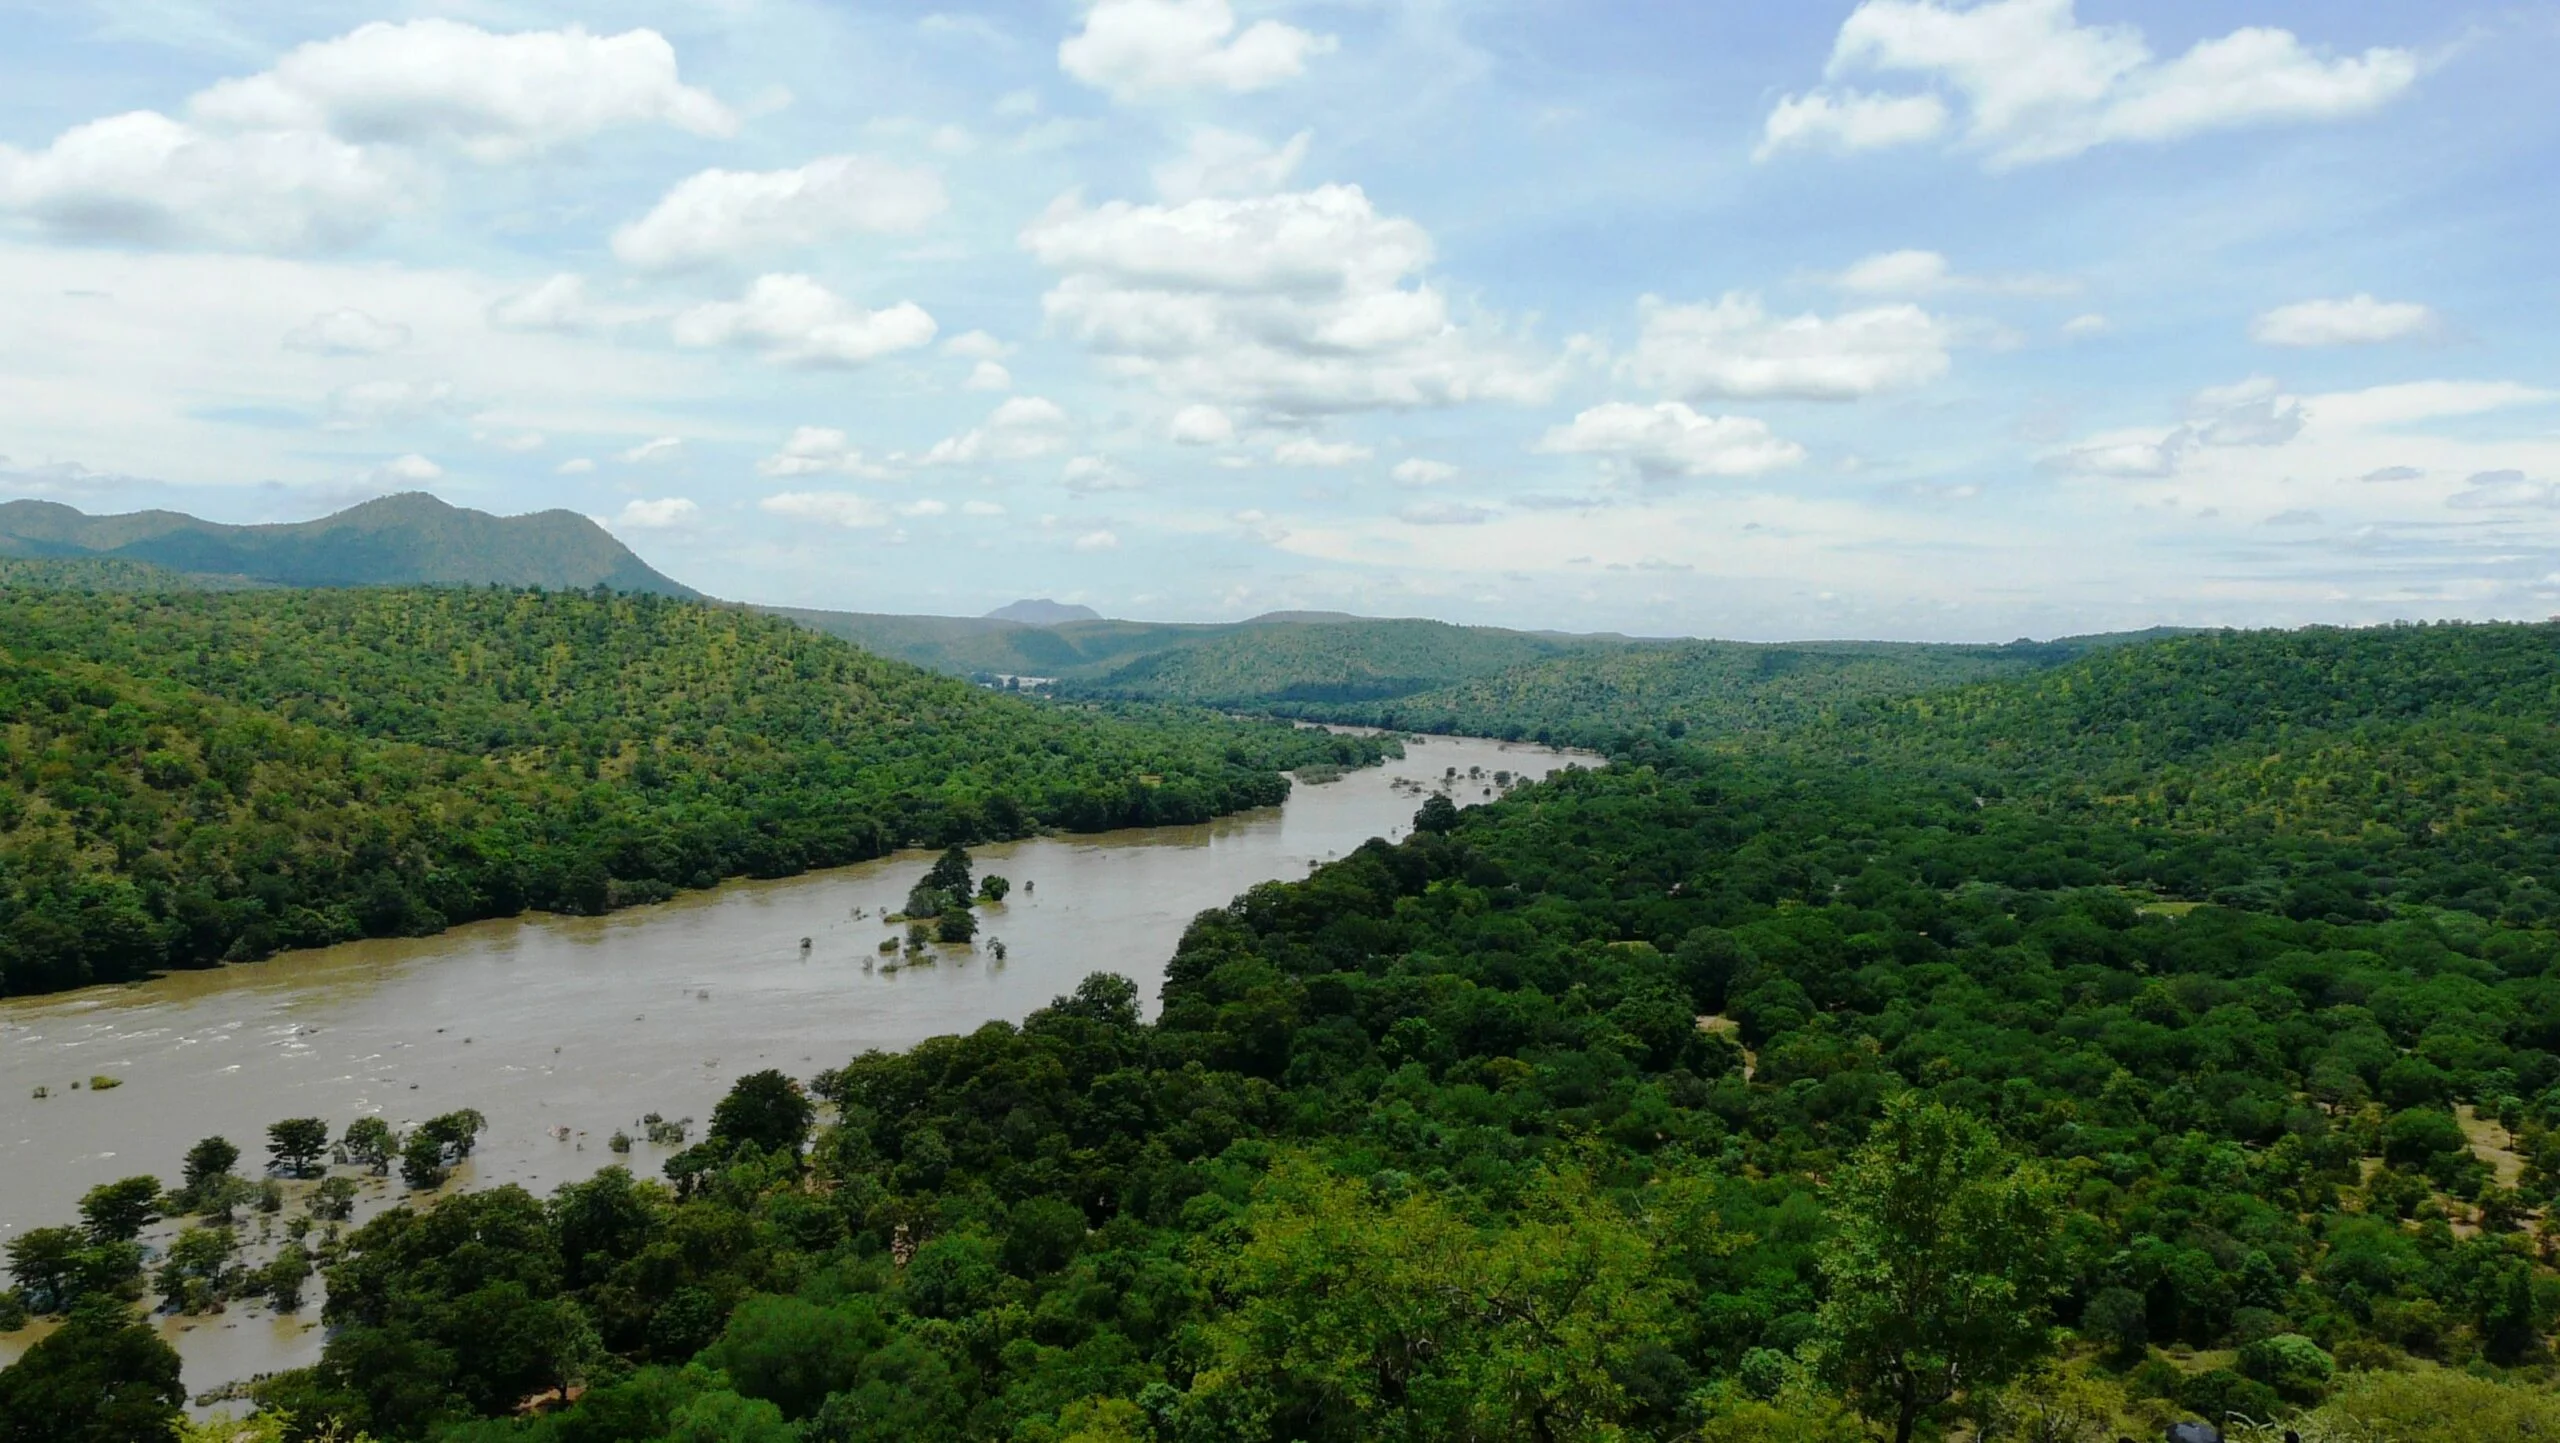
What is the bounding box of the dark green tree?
[709,1070,814,1160]
[179,1135,240,1210]
[341,1116,397,1173]
[0,1304,183,1443]
[74,1177,160,1244]
[267,1117,332,1178]
[1414,793,1460,834]
[400,1132,448,1191]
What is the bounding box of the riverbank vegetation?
[13,618,2560,1439]
[0,580,1392,998]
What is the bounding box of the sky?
[1,0,2555,641]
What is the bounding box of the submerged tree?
[75,1177,161,1244]
[1810,1095,2066,1443]
[267,1117,331,1178]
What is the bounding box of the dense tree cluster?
[0,582,1391,997]
[13,617,2560,1440]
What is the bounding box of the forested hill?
[1054,616,1607,706]
[0,493,695,595]
[1270,635,2102,745]
[0,583,1390,997]
[102,613,2560,1443]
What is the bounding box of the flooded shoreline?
[0,735,1577,1395]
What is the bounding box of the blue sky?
[1,0,2554,640]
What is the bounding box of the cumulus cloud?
[1391,458,1457,486]
[612,155,948,270]
[757,426,891,479]
[489,274,607,333]
[919,396,1072,465]
[2062,312,2111,338]
[964,361,1014,391]
[1060,0,1335,100]
[673,274,937,367]
[325,378,457,429]
[192,20,736,159]
[284,308,410,354]
[1756,90,1949,159]
[1152,126,1311,201]
[1063,455,1143,492]
[616,497,697,528]
[0,113,403,249]
[1022,184,1555,414]
[619,436,684,463]
[1761,0,2419,167]
[1535,401,1806,480]
[1169,404,1235,445]
[761,491,891,528]
[2051,376,2306,477]
[1625,293,1952,401]
[369,452,442,483]
[2250,294,2439,347]
[0,21,735,250]
[1272,438,1371,467]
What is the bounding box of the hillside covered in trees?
[13,618,2560,1443]
[0,576,1390,998]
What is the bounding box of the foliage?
[0,1304,183,1443]
[269,1118,333,1178]
[1809,1096,2066,1443]
[0,582,1391,997]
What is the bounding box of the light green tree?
[1810,1095,2067,1443]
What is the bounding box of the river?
[0,734,1577,1395]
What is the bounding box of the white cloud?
[1763,0,2419,167]
[1063,455,1143,492]
[1391,458,1456,486]
[0,21,734,252]
[325,378,456,429]
[2447,470,2560,510]
[191,20,737,161]
[962,499,1007,517]
[0,112,403,250]
[2250,294,2439,347]
[1399,501,1491,526]
[964,360,1014,391]
[1272,438,1371,467]
[371,452,442,483]
[1831,248,2075,297]
[1626,293,1952,401]
[919,396,1071,465]
[482,431,545,452]
[284,307,409,354]
[758,426,890,479]
[761,491,891,528]
[556,457,596,475]
[943,330,1012,360]
[1756,90,1949,159]
[616,496,697,528]
[2052,375,2305,476]
[2062,312,2110,337]
[612,155,948,270]
[488,273,610,333]
[1152,126,1310,201]
[899,498,950,517]
[1536,402,1807,480]
[672,274,937,367]
[1169,403,1235,445]
[1060,0,1336,100]
[1072,528,1121,551]
[1022,184,1555,414]
[620,436,683,463]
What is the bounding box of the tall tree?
[267,1118,332,1178]
[74,1177,160,1244]
[1810,1095,2065,1443]
[0,1303,183,1443]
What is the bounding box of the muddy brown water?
[0,736,1576,1395]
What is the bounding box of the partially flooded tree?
[267,1118,331,1178]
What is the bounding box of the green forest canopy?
[0,576,1391,997]
[12,616,2560,1441]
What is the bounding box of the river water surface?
[0,735,1574,1394]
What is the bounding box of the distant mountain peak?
[0,494,698,597]
[986,598,1102,625]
